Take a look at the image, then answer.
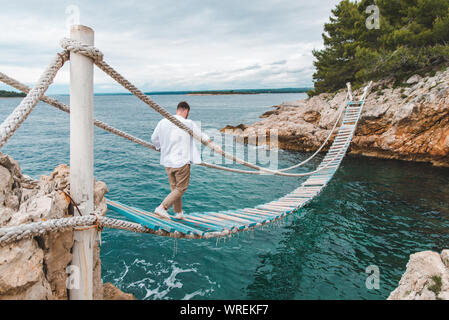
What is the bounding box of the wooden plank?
[245,208,286,217]
[242,208,280,217]
[108,200,203,235]
[230,210,273,223]
[188,212,245,230]
[264,202,298,209]
[256,205,293,213]
[210,211,258,227]
[176,216,224,232]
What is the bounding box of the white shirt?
[151,115,204,168]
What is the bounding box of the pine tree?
[310,0,449,96]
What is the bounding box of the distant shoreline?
[50,88,313,96]
[184,88,311,96]
[0,90,26,98]
[186,92,303,96]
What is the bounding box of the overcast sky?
[0,0,341,93]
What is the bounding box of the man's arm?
[151,122,161,151]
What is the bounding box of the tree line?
[0,90,26,97]
[309,0,449,96]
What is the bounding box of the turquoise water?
[1,93,449,300]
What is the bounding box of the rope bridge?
[0,35,372,243]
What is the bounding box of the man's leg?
[172,164,190,213]
[162,164,190,213]
[162,189,183,211]
[173,194,183,213]
[161,167,179,210]
[166,166,183,213]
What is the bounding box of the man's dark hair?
[177,101,190,111]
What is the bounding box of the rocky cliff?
[0,152,134,300]
[389,250,449,300]
[221,70,449,167]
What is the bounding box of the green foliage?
[0,90,26,97]
[428,275,442,297]
[311,0,449,95]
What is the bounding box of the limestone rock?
[220,69,449,166]
[0,152,132,300]
[388,250,449,300]
[103,282,135,300]
[94,179,108,216]
[39,231,74,299]
[260,106,281,118]
[0,166,11,206]
[441,250,449,268]
[406,74,421,84]
[0,239,45,295]
[220,124,249,133]
[93,240,103,300]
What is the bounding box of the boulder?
[103,282,135,300]
[0,152,131,300]
[220,70,449,166]
[406,74,422,84]
[388,250,449,300]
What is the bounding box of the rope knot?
[60,38,104,62]
[93,213,104,232]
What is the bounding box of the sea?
[1,92,449,300]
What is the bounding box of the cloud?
[270,60,287,65]
[0,0,340,93]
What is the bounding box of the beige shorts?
[161,163,191,212]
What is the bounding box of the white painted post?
[69,25,95,300]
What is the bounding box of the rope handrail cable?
[278,92,349,172]
[0,38,372,243]
[0,71,351,177]
[60,38,342,175]
[0,51,69,148]
[60,38,367,177]
[0,38,370,178]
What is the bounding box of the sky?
[0,0,341,93]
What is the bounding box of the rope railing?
[0,71,158,151]
[0,51,69,148]
[60,38,368,177]
[0,69,364,177]
[0,35,371,243]
[60,38,357,177]
[0,71,348,177]
[278,93,348,172]
[0,211,284,245]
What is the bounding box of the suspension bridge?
[0,25,371,299]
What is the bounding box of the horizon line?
[51,87,314,96]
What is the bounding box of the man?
[151,101,209,220]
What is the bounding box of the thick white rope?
[0,71,158,151]
[0,40,373,243]
[59,38,364,177]
[0,71,354,177]
[0,42,367,176]
[0,52,69,148]
[278,92,349,172]
[0,71,349,177]
[0,211,286,244]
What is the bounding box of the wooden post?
[69,25,95,300]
